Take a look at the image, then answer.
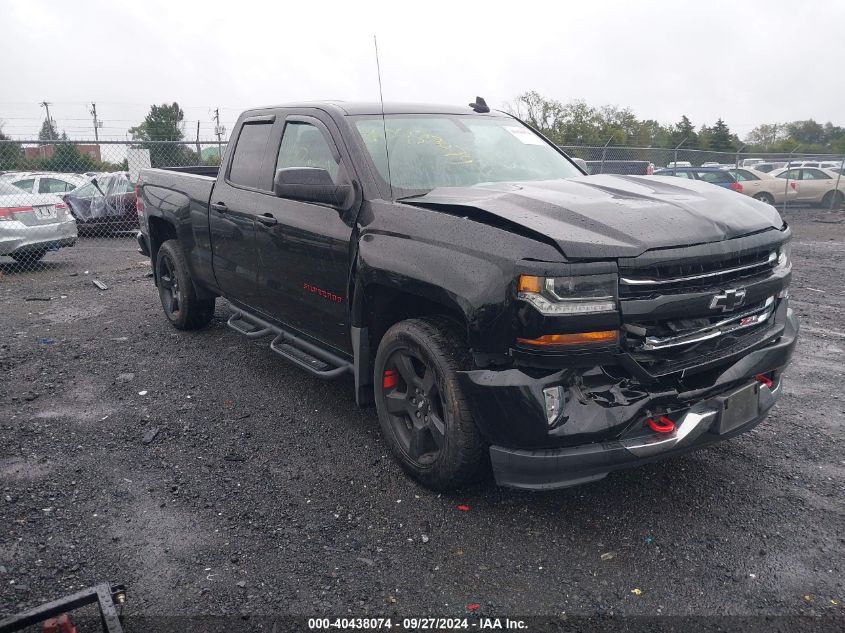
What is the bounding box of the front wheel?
[11,250,46,264]
[155,240,215,330]
[373,317,486,490]
[753,192,775,205]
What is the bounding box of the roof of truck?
[243,101,505,116]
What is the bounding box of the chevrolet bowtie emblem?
[709,288,747,312]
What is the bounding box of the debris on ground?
[467,603,480,611]
[24,296,51,302]
[92,279,108,290]
[631,588,643,596]
[142,427,160,445]
[456,504,470,512]
[600,552,616,561]
[38,338,55,345]
[138,390,148,396]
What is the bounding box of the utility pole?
[196,120,201,162]
[212,108,223,161]
[90,103,100,142]
[39,101,54,140]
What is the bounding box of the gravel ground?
[1,209,843,626]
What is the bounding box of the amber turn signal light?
[517,330,618,347]
[517,275,542,293]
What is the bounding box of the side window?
[734,170,758,182]
[228,122,274,189]
[804,169,831,180]
[38,178,71,193]
[276,121,339,181]
[776,169,800,180]
[696,171,732,184]
[13,178,35,192]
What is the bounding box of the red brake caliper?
[383,369,398,389]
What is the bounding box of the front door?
[252,113,354,354]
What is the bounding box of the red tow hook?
[647,415,675,434]
[755,373,773,389]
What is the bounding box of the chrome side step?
[225,308,353,380]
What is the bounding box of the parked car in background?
[583,160,654,175]
[753,162,787,174]
[63,172,138,233]
[653,166,743,192]
[727,168,797,205]
[740,158,765,168]
[4,172,88,195]
[701,161,720,167]
[771,167,845,207]
[665,161,692,168]
[0,179,77,263]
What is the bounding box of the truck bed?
[139,167,216,209]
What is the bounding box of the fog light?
[543,386,565,426]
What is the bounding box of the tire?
[753,192,775,205]
[11,250,46,264]
[155,240,215,330]
[821,190,844,209]
[373,317,486,490]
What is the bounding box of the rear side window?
[776,169,801,180]
[733,170,759,182]
[12,178,35,192]
[39,178,74,193]
[696,171,732,184]
[228,122,273,189]
[803,169,831,180]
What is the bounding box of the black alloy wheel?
[382,348,447,465]
[157,250,183,321]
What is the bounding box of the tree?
[745,123,787,150]
[38,118,59,143]
[129,102,195,167]
[670,115,698,149]
[709,118,736,152]
[787,120,825,146]
[39,143,97,173]
[0,124,24,170]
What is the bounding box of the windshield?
[351,114,582,197]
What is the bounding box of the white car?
[0,180,78,263]
[6,172,89,195]
[771,167,845,207]
[740,158,765,168]
[666,161,692,168]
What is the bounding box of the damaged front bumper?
[458,308,798,490]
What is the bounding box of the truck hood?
[403,174,784,259]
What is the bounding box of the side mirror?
[273,167,353,210]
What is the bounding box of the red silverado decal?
[303,283,344,303]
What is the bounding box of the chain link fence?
[0,138,843,277]
[0,139,226,274]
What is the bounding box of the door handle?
[211,202,228,213]
[255,213,278,226]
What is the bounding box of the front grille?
[619,248,776,298]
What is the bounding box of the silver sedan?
[0,180,78,263]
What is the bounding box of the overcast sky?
[1,0,843,142]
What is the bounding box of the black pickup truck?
[136,100,798,490]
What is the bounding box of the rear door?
[209,115,280,307]
[694,170,735,189]
[799,168,835,202]
[251,111,355,353]
[732,169,763,196]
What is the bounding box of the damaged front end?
[458,232,799,490]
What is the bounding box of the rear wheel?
[373,317,485,490]
[155,240,215,330]
[753,192,775,205]
[11,250,46,264]
[822,190,844,209]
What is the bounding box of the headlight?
[517,273,618,316]
[774,241,791,273]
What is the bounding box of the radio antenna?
[373,35,394,201]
